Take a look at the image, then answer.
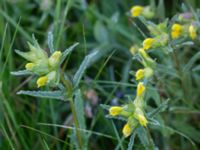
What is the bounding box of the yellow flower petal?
[109,106,123,116]
[37,76,48,88]
[189,25,197,40]
[135,69,145,80]
[122,123,132,137]
[137,82,145,97]
[131,6,143,17]
[171,24,183,39]
[143,38,154,50]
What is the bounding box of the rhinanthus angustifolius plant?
[12,33,97,149]
[15,38,61,88]
[106,3,200,143]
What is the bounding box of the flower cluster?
[109,5,199,138]
[171,12,198,40]
[109,82,148,137]
[16,39,62,88]
[130,5,155,19]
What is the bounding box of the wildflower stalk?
[60,74,83,149]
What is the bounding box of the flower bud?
[189,25,197,40]
[37,76,48,88]
[135,114,148,127]
[49,51,62,68]
[135,67,154,81]
[122,123,132,137]
[137,82,145,97]
[25,63,35,71]
[109,106,123,116]
[135,69,145,80]
[142,6,155,19]
[129,46,138,55]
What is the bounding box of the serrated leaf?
[48,31,55,54]
[11,70,33,76]
[73,51,98,88]
[60,42,79,64]
[17,90,65,100]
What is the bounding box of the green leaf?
[148,99,169,118]
[17,90,65,100]
[48,31,55,54]
[183,51,200,72]
[60,42,79,64]
[11,70,33,76]
[157,0,165,19]
[136,127,150,149]
[73,51,98,88]
[127,131,137,150]
[74,89,88,148]
[94,21,109,43]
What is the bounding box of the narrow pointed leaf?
[17,90,65,100]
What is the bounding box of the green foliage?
[0,0,200,150]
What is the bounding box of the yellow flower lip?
[122,123,132,137]
[171,23,183,39]
[37,76,48,88]
[109,106,123,116]
[137,82,145,97]
[135,69,145,80]
[131,5,143,17]
[143,38,154,50]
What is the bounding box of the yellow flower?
[37,76,48,88]
[171,24,183,39]
[137,82,145,97]
[189,25,197,40]
[137,114,148,127]
[135,69,145,80]
[25,63,35,70]
[131,6,143,17]
[143,38,154,50]
[109,106,123,116]
[122,123,132,137]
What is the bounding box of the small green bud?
[49,51,62,68]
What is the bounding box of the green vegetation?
[0,0,200,149]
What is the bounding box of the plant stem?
[69,97,83,149]
[61,75,83,149]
